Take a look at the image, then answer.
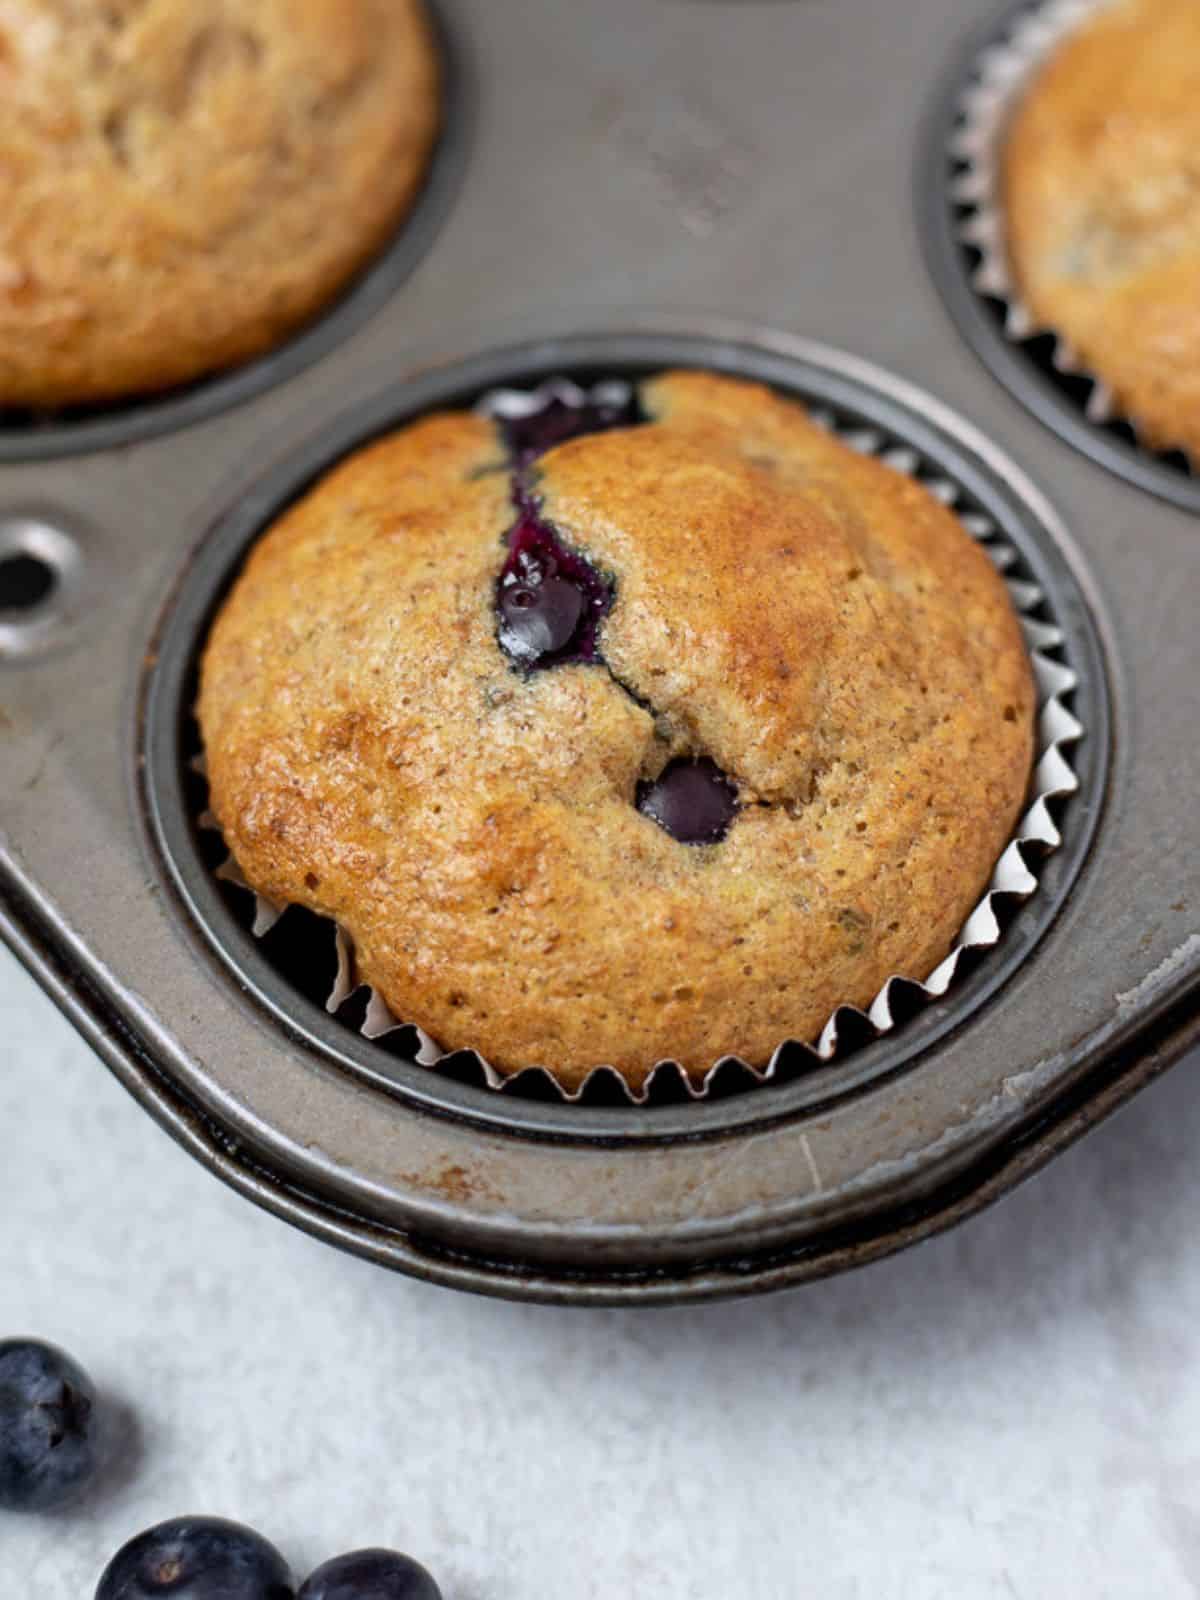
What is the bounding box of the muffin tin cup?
[193,367,1086,1108]
[944,0,1199,488]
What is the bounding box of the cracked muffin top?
[198,371,1035,1089]
[0,0,438,408]
[1003,0,1200,460]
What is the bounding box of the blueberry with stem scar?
[94,1516,294,1599]
[0,1339,99,1513]
[638,758,739,845]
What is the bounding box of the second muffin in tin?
[0,0,439,409]
[197,372,1035,1091]
[1003,0,1200,462]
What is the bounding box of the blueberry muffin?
[0,0,438,408]
[1004,0,1200,459]
[198,372,1035,1089]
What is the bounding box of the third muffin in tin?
[196,372,1035,1092]
[0,0,439,409]
[1003,0,1200,462]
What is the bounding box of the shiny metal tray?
[1,0,1197,1304]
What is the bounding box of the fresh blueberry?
[95,1516,294,1600]
[638,758,739,844]
[298,1548,442,1600]
[0,1338,99,1512]
[496,499,612,669]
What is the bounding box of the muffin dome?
[198,371,1034,1088]
[1004,0,1200,460]
[0,0,438,408]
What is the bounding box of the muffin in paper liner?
[949,0,1198,474]
[195,376,1082,1107]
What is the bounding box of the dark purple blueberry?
[496,498,612,669]
[0,1339,99,1512]
[491,382,643,669]
[298,1549,442,1600]
[637,758,739,845]
[502,388,641,466]
[499,573,585,662]
[95,1516,294,1600]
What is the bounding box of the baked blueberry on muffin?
[0,0,438,409]
[1003,0,1200,460]
[198,371,1035,1090]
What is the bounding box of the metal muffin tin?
[2,0,1198,1304]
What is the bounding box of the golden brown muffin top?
[1003,0,1200,459]
[0,0,438,408]
[198,372,1034,1089]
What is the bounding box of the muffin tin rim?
[0,0,469,466]
[136,326,1113,1145]
[7,833,1197,1305]
[917,0,1200,516]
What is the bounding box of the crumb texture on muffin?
[0,0,439,408]
[198,372,1035,1088]
[1003,0,1200,459]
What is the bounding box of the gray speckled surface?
[4,951,1200,1597]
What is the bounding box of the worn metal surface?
[1,0,1197,1303]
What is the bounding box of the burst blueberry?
[501,388,641,466]
[298,1548,442,1600]
[492,384,740,838]
[498,572,585,661]
[95,1516,294,1600]
[0,1338,99,1512]
[638,758,739,844]
[496,497,612,669]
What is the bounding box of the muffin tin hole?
[0,1,465,465]
[920,2,1200,513]
[140,332,1110,1135]
[0,514,86,659]
[0,552,56,614]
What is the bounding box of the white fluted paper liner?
[950,0,1196,461]
[198,378,1084,1105]
[475,375,634,423]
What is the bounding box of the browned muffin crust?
[1003,0,1200,459]
[199,372,1035,1089]
[0,0,439,408]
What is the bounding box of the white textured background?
[3,946,1199,1599]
